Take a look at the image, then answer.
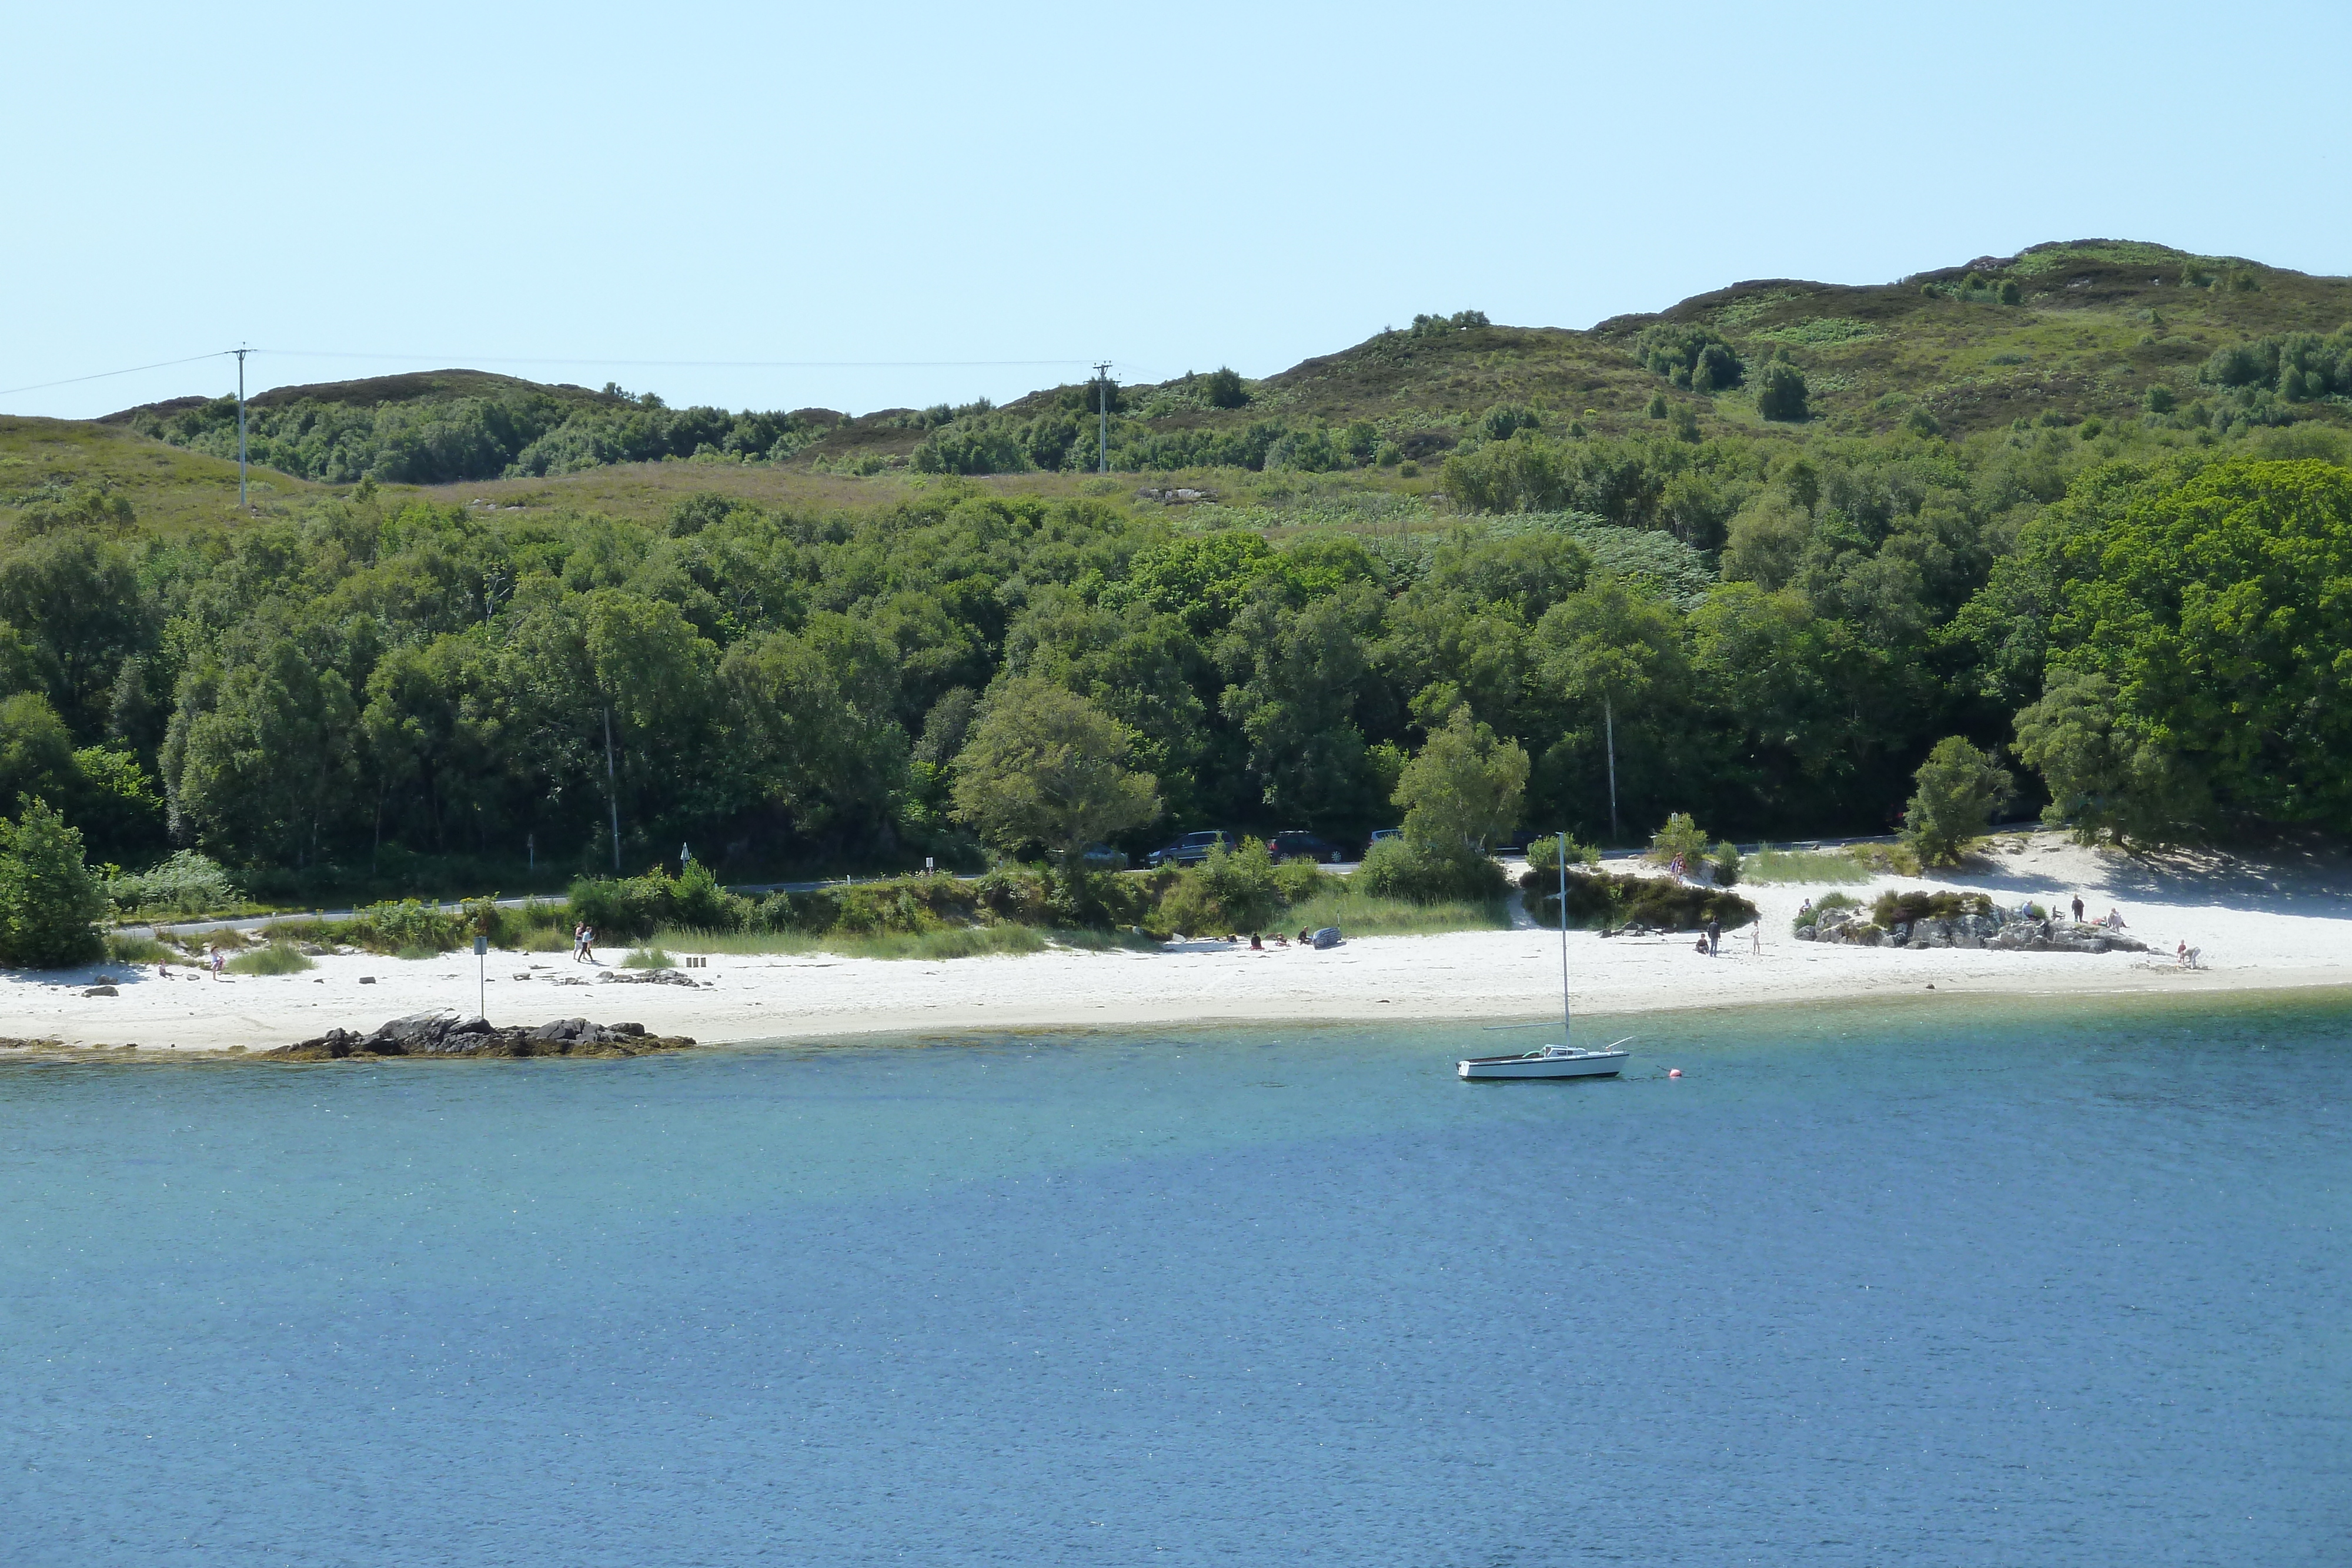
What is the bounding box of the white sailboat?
[1458,831,1629,1081]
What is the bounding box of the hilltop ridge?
[7,238,2347,528]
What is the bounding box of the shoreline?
[5,834,2346,1059]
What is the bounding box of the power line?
[252,350,1099,370]
[3,346,1152,409]
[0,350,234,399]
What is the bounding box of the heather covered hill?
[80,239,2352,494]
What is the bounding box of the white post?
[1558,831,1571,1045]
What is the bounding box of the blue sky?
[7,1,2345,420]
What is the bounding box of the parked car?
[1080,843,1128,870]
[1368,827,1403,844]
[1147,830,1239,868]
[1269,830,1346,864]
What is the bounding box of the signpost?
[473,934,488,1020]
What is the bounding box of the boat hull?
[1457,1049,1626,1079]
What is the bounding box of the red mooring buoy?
[1668,1068,1683,1079]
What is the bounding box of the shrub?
[974,865,1053,925]
[1157,838,1287,935]
[1203,367,1249,409]
[1521,867,1756,932]
[1996,279,2022,305]
[359,898,463,952]
[0,798,108,968]
[2144,383,2177,414]
[1757,362,1810,422]
[1524,834,1601,872]
[621,946,675,969]
[569,861,752,940]
[1355,836,1509,902]
[1709,840,1744,887]
[1871,889,1994,927]
[1646,812,1712,870]
[1272,856,1338,905]
[105,850,240,917]
[226,940,315,976]
[1902,737,2017,865]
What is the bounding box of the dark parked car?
[1147,830,1239,868]
[1269,830,1346,864]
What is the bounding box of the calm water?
[4,993,2348,1566]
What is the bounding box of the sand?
[6,831,2348,1057]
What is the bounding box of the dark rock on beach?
[265,1011,694,1061]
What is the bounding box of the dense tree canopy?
[2,412,2347,905]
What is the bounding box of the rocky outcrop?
[1798,905,2146,954]
[266,1011,694,1061]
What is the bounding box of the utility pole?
[1603,697,1620,842]
[234,346,249,509]
[1092,362,1112,474]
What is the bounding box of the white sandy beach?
[6,833,2348,1056]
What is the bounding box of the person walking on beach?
[209,947,225,980]
[2071,894,2084,923]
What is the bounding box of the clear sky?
[7,1,2346,420]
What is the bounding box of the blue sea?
[4,992,2347,1566]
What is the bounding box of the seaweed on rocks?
[265,1012,694,1061]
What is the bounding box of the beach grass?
[649,924,1090,961]
[104,933,175,965]
[622,946,676,969]
[1746,848,1873,884]
[225,940,316,976]
[1278,888,1514,936]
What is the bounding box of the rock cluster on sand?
[266,1012,695,1061]
[1800,906,2147,954]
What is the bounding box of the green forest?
[2,239,2347,932]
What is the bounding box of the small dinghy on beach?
[1459,831,1629,1081]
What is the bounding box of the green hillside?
[0,237,2345,918]
[65,238,2352,505]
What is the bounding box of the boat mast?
[1558,830,1571,1045]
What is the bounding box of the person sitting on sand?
[1249,933,1263,950]
[1799,897,1812,919]
[1297,928,1310,945]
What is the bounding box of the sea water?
[3,991,2347,1566]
